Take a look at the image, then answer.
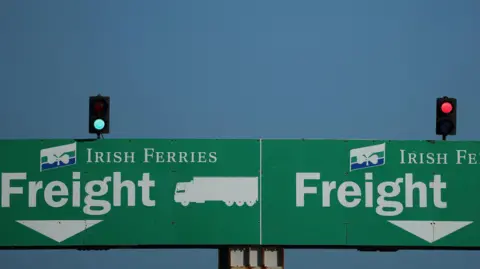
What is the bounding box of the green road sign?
[2,138,480,249]
[0,139,260,247]
[261,139,480,248]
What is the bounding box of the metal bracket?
[219,247,284,269]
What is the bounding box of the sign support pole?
[218,248,229,269]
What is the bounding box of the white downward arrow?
[388,220,473,243]
[17,220,103,243]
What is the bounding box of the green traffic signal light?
[89,95,110,135]
[94,119,105,131]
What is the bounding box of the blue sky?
[1,0,480,268]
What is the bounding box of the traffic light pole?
[442,134,446,141]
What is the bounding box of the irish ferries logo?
[349,143,386,171]
[40,142,77,171]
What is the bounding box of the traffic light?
[89,95,110,135]
[436,96,456,137]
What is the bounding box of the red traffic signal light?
[440,102,453,114]
[93,101,105,113]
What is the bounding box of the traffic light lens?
[94,102,104,112]
[439,119,454,135]
[441,102,453,114]
[94,119,105,130]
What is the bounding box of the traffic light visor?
[441,102,453,114]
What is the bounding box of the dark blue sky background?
[1,0,480,268]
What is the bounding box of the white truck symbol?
[174,176,258,207]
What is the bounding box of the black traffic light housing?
[436,96,456,138]
[89,95,110,135]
